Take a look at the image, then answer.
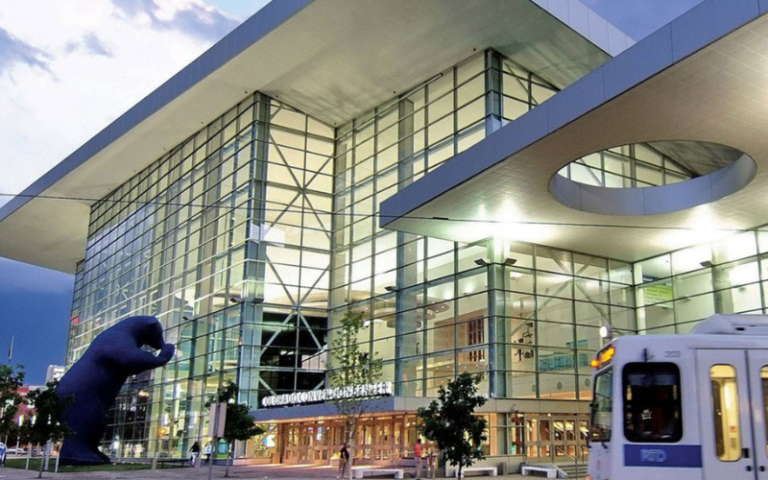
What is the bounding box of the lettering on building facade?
[261,382,393,408]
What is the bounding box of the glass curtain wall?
[635,226,768,333]
[329,49,631,402]
[66,93,334,458]
[62,46,668,460]
[497,243,634,400]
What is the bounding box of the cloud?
[0,26,50,76]
[82,32,113,57]
[0,0,239,196]
[112,0,238,42]
[64,32,113,57]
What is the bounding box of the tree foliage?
[209,382,264,478]
[329,310,384,479]
[417,373,487,478]
[0,365,25,440]
[24,380,74,478]
[25,380,73,446]
[213,383,264,443]
[328,310,384,418]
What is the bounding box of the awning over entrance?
[251,396,589,422]
[251,397,398,422]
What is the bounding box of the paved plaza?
[0,464,529,480]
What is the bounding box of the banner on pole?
[209,403,226,438]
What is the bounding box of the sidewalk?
[0,464,530,480]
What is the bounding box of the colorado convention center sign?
[261,382,393,408]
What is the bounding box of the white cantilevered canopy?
[0,0,622,273]
[381,0,768,263]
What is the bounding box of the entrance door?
[697,349,768,479]
[525,414,589,464]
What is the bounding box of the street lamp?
[599,325,613,342]
[474,258,518,266]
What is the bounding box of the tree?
[210,382,264,478]
[417,373,487,479]
[25,380,74,478]
[8,422,30,450]
[0,365,25,444]
[329,310,384,479]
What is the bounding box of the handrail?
[553,445,586,479]
[554,445,579,464]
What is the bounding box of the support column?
[485,50,503,135]
[241,94,271,407]
[486,240,505,398]
[395,98,420,396]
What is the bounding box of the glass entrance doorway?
[525,414,589,464]
[278,414,433,465]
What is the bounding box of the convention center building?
[2,0,768,470]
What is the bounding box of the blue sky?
[0,0,703,384]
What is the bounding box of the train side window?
[623,363,682,443]
[590,368,613,442]
[710,365,741,461]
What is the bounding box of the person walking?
[189,441,201,466]
[204,442,213,464]
[414,438,423,479]
[337,443,350,479]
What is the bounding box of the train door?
[747,350,768,480]
[697,349,768,479]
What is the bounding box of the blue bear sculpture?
[57,316,175,465]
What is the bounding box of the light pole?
[16,415,23,454]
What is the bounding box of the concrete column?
[395,98,420,396]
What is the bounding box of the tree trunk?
[224,444,231,478]
[347,419,355,480]
[37,444,45,479]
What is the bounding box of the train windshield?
[590,368,613,442]
[623,362,682,442]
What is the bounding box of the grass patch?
[4,457,160,472]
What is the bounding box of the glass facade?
[62,42,768,463]
[66,93,333,458]
[327,50,626,403]
[636,226,768,334]
[329,232,635,402]
[65,48,595,459]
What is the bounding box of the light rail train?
[588,314,768,480]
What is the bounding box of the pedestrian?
[414,438,423,479]
[0,442,6,467]
[204,442,213,464]
[337,443,350,479]
[189,441,200,466]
